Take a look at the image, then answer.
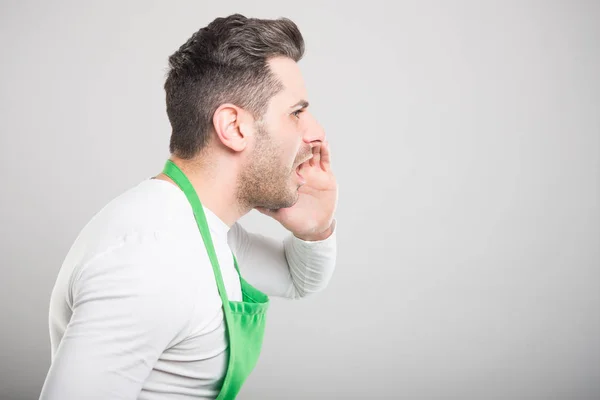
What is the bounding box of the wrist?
[294,223,334,242]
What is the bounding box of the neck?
[155,155,250,227]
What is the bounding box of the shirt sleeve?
[39,232,193,400]
[227,219,337,299]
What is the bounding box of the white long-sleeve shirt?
[39,178,337,400]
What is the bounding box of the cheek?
[277,125,303,163]
[267,115,304,165]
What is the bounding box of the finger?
[309,143,321,167]
[320,140,331,171]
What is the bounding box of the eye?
[292,109,304,119]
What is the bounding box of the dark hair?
[164,14,305,159]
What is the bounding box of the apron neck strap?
[161,159,231,304]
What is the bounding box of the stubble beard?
[236,124,301,211]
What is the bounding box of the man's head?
[164,14,325,210]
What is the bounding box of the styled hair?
[164,13,305,159]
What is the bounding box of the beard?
[236,123,310,211]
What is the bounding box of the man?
[39,14,338,400]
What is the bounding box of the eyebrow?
[290,100,310,109]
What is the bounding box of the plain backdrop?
[1,1,599,399]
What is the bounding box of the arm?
[228,219,337,299]
[40,235,192,400]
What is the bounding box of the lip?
[295,153,313,166]
[293,155,311,183]
[301,155,313,164]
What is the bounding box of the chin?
[275,187,299,210]
[257,190,297,211]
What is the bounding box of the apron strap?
[162,159,231,305]
[233,255,241,275]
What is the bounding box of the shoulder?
[72,230,193,300]
[66,180,224,333]
[67,227,226,342]
[73,227,218,313]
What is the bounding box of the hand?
[256,140,338,241]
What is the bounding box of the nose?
[302,112,326,146]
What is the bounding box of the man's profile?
[39,13,338,400]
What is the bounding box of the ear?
[212,103,252,152]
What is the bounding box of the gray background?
[1,0,599,399]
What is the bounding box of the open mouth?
[295,158,310,182]
[293,154,312,183]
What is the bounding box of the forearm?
[229,219,338,299]
[283,219,337,298]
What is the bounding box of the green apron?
[162,160,270,399]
